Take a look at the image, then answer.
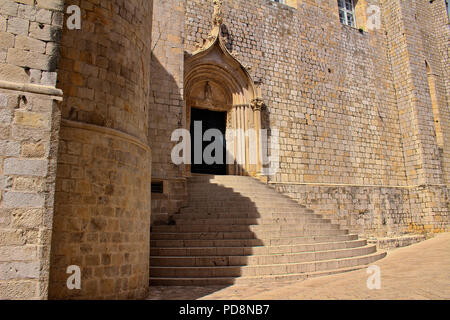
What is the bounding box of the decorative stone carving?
[204,81,213,102]
[184,0,266,177]
[251,98,265,112]
[212,0,223,27]
[194,0,224,52]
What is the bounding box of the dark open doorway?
[190,107,227,175]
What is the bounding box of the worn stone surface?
[149,0,449,237]
[0,0,448,300]
[0,0,63,293]
[48,123,151,300]
[49,0,154,300]
[57,0,153,142]
[0,89,61,300]
[147,233,450,300]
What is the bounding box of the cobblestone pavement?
[147,233,450,300]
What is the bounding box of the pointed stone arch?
[424,60,443,150]
[184,20,264,176]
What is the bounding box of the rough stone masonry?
[0,0,448,299]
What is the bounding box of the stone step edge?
[151,228,346,235]
[176,212,317,216]
[149,253,387,284]
[150,234,360,243]
[149,265,367,285]
[152,223,341,231]
[150,244,375,259]
[150,239,366,251]
[170,219,330,225]
[150,250,386,270]
[187,178,306,205]
[151,234,348,240]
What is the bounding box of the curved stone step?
[172,217,331,225]
[151,229,349,240]
[152,223,340,233]
[185,203,302,209]
[187,194,304,206]
[150,245,376,267]
[187,192,289,198]
[150,239,368,257]
[187,200,297,207]
[150,251,386,279]
[187,188,287,195]
[150,175,387,286]
[188,179,270,185]
[149,265,372,286]
[179,207,315,214]
[173,212,319,220]
[150,234,360,248]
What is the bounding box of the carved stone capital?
[251,98,264,112]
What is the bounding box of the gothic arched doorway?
[184,24,263,177]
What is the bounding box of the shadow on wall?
[149,175,262,296]
[150,47,274,293]
[150,36,270,293]
[148,52,187,225]
[49,0,154,300]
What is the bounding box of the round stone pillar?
[49,0,153,299]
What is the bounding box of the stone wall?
[186,0,406,185]
[0,0,448,300]
[430,0,450,185]
[0,0,64,300]
[178,0,449,235]
[150,0,449,233]
[272,183,412,236]
[382,0,449,233]
[49,0,153,299]
[182,0,408,235]
[49,121,151,299]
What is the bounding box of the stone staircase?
[149,175,386,286]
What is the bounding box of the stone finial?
[193,0,224,53]
[212,0,224,27]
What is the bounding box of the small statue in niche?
[204,81,213,102]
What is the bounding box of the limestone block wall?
[0,0,64,300]
[149,0,186,222]
[186,0,406,185]
[382,0,448,233]
[49,0,153,299]
[417,0,449,232]
[383,0,444,186]
[182,0,407,235]
[49,121,151,299]
[57,0,151,142]
[179,0,448,235]
[272,184,412,236]
[430,0,450,185]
